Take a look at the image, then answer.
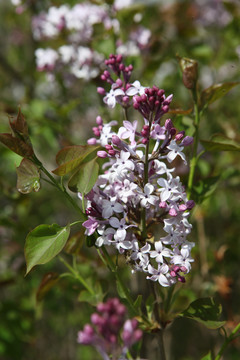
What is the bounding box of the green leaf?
[36,272,60,302]
[78,282,104,306]
[68,158,99,194]
[24,223,70,274]
[201,134,240,152]
[201,352,212,360]
[179,297,226,329]
[52,145,100,176]
[200,82,240,110]
[134,295,142,314]
[193,176,220,203]
[16,158,40,194]
[145,294,155,320]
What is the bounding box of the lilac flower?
[147,264,171,287]
[125,80,146,96]
[103,85,125,108]
[102,198,124,218]
[139,183,158,208]
[150,241,171,263]
[166,140,187,164]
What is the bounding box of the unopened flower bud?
[169,208,178,216]
[97,87,106,95]
[181,136,194,146]
[97,151,108,158]
[112,135,121,146]
[175,131,185,141]
[186,200,195,209]
[87,137,97,145]
[96,116,103,125]
[165,118,173,130]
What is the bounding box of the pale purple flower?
[139,183,157,208]
[166,140,187,164]
[103,86,125,108]
[125,80,146,96]
[147,264,171,287]
[102,198,124,218]
[150,241,171,263]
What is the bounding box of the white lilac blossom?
[23,2,151,82]
[83,55,195,287]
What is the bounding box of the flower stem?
[32,155,85,220]
[215,323,240,360]
[59,256,95,295]
[187,101,200,199]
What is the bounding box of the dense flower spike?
[83,55,195,287]
[77,298,142,360]
[83,55,194,286]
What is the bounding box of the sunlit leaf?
[36,272,60,302]
[25,223,70,274]
[201,352,212,360]
[16,158,40,194]
[180,297,225,329]
[201,134,240,152]
[68,158,99,194]
[200,82,240,110]
[52,145,100,176]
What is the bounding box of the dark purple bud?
[186,200,195,209]
[116,54,122,63]
[162,105,169,113]
[112,135,121,146]
[108,149,116,156]
[175,131,185,141]
[77,324,95,345]
[105,144,113,150]
[164,118,173,130]
[142,138,148,144]
[170,270,177,277]
[180,266,187,273]
[170,128,176,136]
[101,75,106,81]
[181,136,194,146]
[116,78,123,87]
[178,276,186,283]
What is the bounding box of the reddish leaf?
[0,133,34,157]
[36,272,60,302]
[177,56,198,90]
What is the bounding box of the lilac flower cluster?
[83,55,195,287]
[11,1,151,81]
[78,298,142,360]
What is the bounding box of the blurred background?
[0,0,240,359]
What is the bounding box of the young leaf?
[36,272,60,302]
[52,145,101,176]
[16,158,40,194]
[179,297,225,329]
[200,82,240,110]
[0,133,34,158]
[25,223,70,275]
[68,158,99,194]
[134,295,142,313]
[201,134,240,152]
